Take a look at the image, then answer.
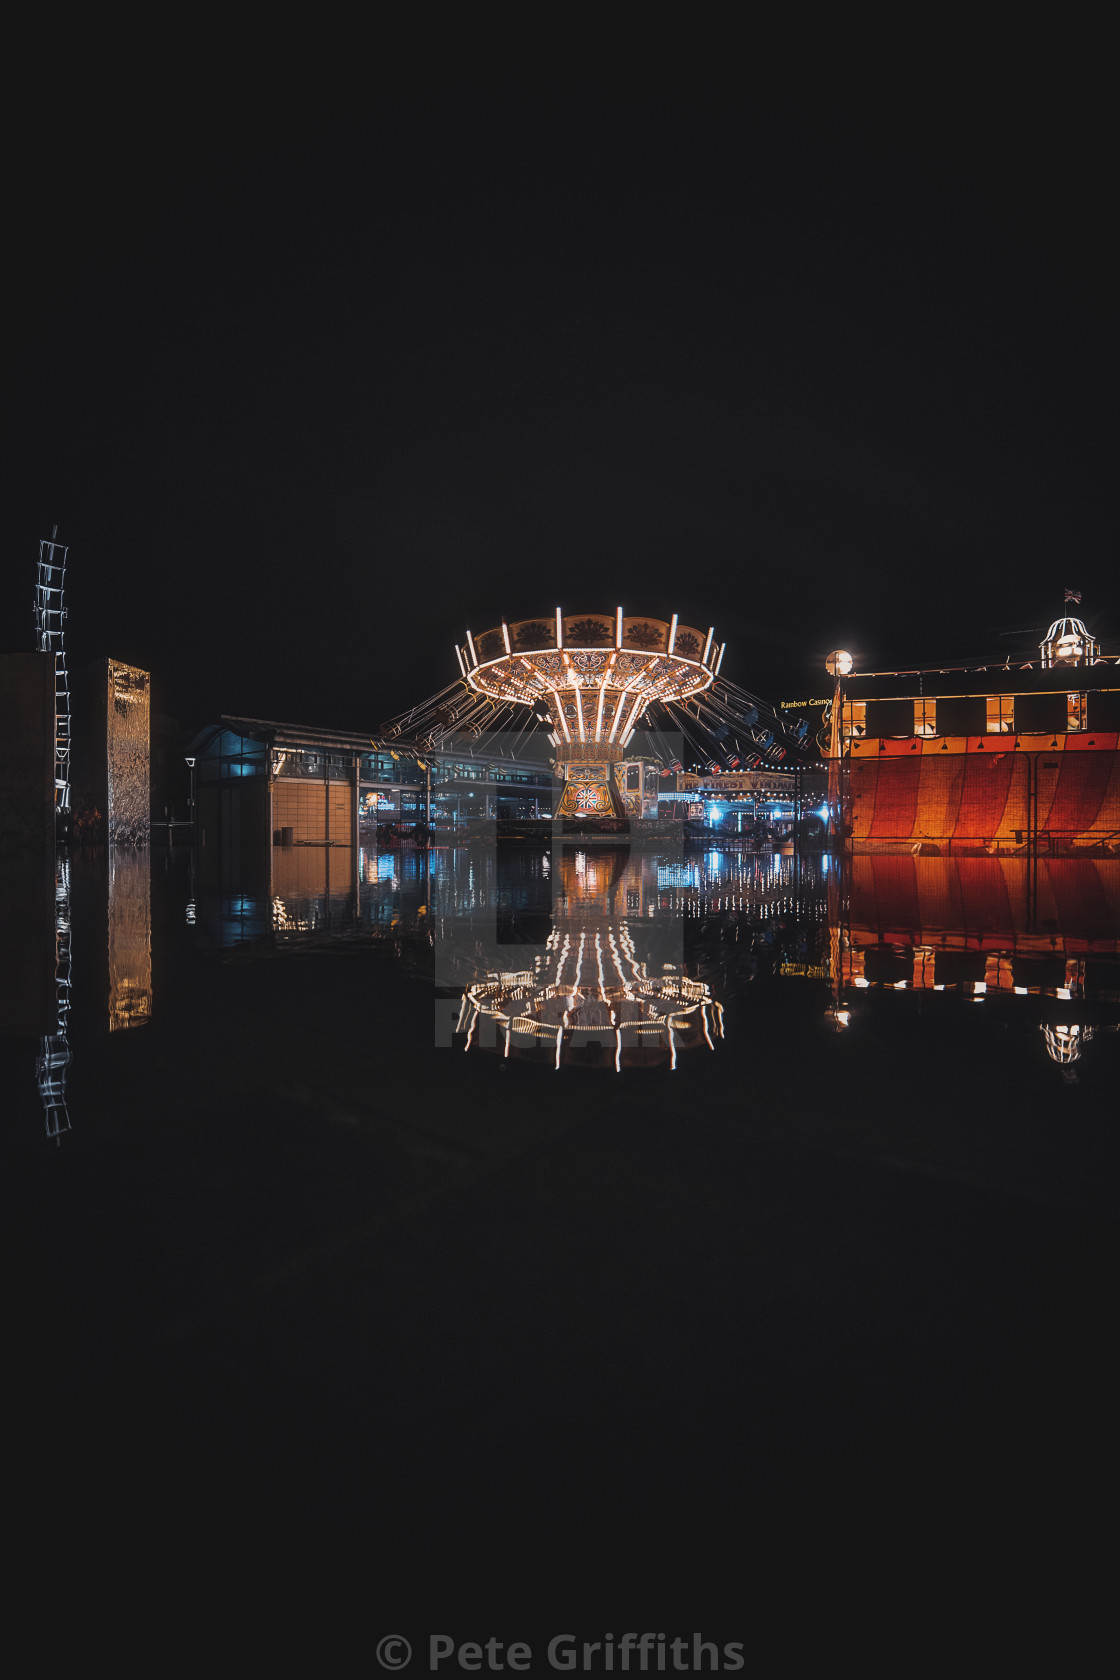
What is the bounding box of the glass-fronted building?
[187,716,555,871]
[656,768,825,832]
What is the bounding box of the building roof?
[187,714,393,757]
[186,715,555,775]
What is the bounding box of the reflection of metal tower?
[33,526,73,1138]
[37,851,72,1140]
[34,526,71,820]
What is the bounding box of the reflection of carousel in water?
[458,847,724,1069]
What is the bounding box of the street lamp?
[185,757,196,829]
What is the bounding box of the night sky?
[5,64,1115,738]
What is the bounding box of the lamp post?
[823,652,853,842]
[185,757,196,831]
[415,758,432,839]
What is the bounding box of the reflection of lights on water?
[657,864,699,888]
[185,901,196,924]
[108,850,152,1033]
[1041,1023,1094,1064]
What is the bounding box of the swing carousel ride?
[381,608,816,817]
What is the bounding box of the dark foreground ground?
[2,849,1117,1645]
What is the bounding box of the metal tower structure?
[34,525,71,819]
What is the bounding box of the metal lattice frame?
[34,527,71,815]
[32,529,73,1139]
[37,852,72,1140]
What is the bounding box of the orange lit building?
[827,616,1120,856]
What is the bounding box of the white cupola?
[1040,615,1098,668]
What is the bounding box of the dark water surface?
[2,842,1117,1618]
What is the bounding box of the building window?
[864,699,914,738]
[915,699,937,737]
[841,701,866,748]
[1014,691,1067,734]
[985,696,1015,733]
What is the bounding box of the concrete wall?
[71,658,151,844]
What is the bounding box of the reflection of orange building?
[829,852,1120,1067]
[828,616,1120,855]
[831,854,1120,995]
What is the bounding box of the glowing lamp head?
[825,649,853,677]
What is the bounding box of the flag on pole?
[1065,588,1082,604]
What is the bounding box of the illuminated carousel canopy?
[382,607,814,780]
[463,612,720,814]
